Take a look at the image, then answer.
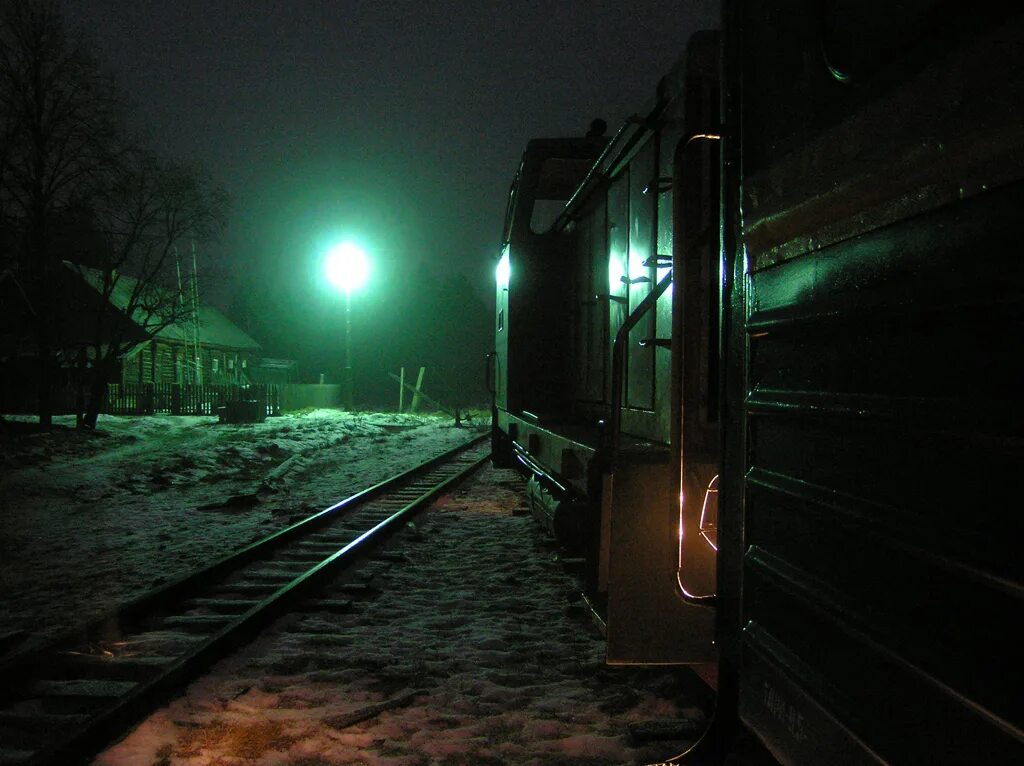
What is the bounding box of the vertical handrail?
[672,131,722,609]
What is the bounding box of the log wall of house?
[156,343,176,384]
[121,341,258,385]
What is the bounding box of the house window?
[227,357,234,370]
[212,357,219,373]
[241,359,247,368]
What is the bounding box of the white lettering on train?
[762,681,808,742]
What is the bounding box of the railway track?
[0,434,490,766]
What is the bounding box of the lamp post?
[324,242,370,410]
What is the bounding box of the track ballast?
[0,435,489,766]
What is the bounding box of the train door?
[571,200,608,409]
[611,137,675,445]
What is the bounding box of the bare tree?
[0,0,122,426]
[75,150,227,428]
[1,1,228,428]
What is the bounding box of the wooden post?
[410,367,426,413]
[399,367,405,413]
[387,373,454,419]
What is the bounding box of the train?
[488,4,1022,765]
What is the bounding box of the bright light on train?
[608,253,626,291]
[496,248,511,288]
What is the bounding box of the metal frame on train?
[489,4,1022,765]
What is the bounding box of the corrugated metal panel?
[727,5,1024,763]
[739,186,1023,763]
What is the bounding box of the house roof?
[67,262,260,353]
[166,305,261,352]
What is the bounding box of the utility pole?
[191,241,202,384]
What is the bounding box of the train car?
[705,3,1024,764]
[491,5,1022,764]
[488,31,722,666]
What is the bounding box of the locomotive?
[490,4,1022,765]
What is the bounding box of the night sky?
[59,1,720,396]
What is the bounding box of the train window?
[529,157,593,234]
[535,157,592,199]
[530,199,567,234]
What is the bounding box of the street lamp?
[324,242,370,410]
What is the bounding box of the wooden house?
[67,263,262,386]
[119,306,260,385]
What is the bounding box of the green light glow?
[325,242,370,293]
[608,251,626,292]
[496,247,511,288]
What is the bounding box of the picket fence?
[105,382,281,417]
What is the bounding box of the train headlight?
[496,249,511,289]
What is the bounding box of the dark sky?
[58,1,719,394]
[61,1,719,293]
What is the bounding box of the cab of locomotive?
[490,136,606,466]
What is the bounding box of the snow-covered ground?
[0,409,479,649]
[1,410,717,765]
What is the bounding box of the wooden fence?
[105,383,281,417]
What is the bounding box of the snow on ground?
[93,465,708,766]
[0,409,479,648]
[0,410,722,765]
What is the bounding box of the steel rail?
[0,434,489,766]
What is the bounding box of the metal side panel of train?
[720,4,1023,764]
[490,34,722,666]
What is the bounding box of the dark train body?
[491,4,1022,764]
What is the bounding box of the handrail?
[607,269,674,462]
[551,118,640,230]
[551,110,665,232]
[670,131,722,610]
[512,439,571,498]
